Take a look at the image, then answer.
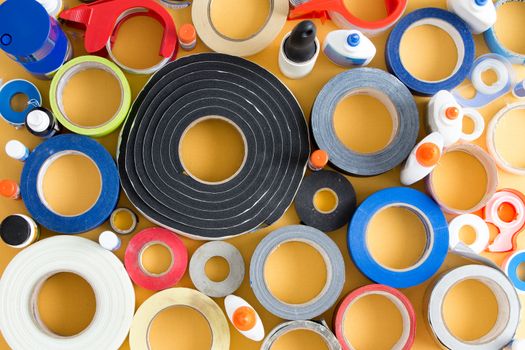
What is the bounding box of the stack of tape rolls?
[261,320,341,350]
[20,134,120,234]
[0,236,135,350]
[0,80,42,128]
[250,225,345,320]
[310,68,419,176]
[117,53,310,240]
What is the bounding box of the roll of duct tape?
[448,214,490,254]
[0,79,41,128]
[261,320,341,350]
[310,68,418,176]
[503,250,525,294]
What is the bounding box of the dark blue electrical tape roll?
[386,7,475,96]
[0,80,41,127]
[348,187,449,288]
[20,134,119,234]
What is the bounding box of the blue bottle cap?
[475,0,487,6]
[347,33,360,47]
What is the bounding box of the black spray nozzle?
[284,20,317,63]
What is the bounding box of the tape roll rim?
[110,207,138,234]
[261,320,341,350]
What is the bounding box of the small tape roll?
[448,214,490,254]
[294,170,357,232]
[189,241,245,297]
[110,207,138,234]
[129,287,230,349]
[50,55,131,137]
[427,264,520,349]
[334,284,416,350]
[427,143,498,214]
[503,250,525,294]
[0,79,41,127]
[0,236,135,350]
[261,320,341,350]
[348,187,449,288]
[311,68,418,176]
[191,0,288,57]
[20,134,120,234]
[124,227,188,291]
[386,7,475,96]
[250,225,345,320]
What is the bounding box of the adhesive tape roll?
[261,320,341,350]
[334,284,416,350]
[250,225,345,320]
[189,241,245,297]
[503,250,525,294]
[427,143,498,214]
[311,68,418,176]
[448,214,490,254]
[348,187,449,288]
[0,236,135,350]
[20,134,120,234]
[386,7,475,96]
[110,207,138,235]
[117,53,309,239]
[191,0,288,56]
[427,264,520,349]
[294,170,357,232]
[129,287,230,349]
[50,55,131,137]
[124,227,188,291]
[0,79,41,127]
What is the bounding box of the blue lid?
[475,0,487,5]
[347,33,360,47]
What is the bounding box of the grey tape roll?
[311,68,419,176]
[427,264,520,350]
[189,241,245,297]
[261,320,341,350]
[250,225,345,320]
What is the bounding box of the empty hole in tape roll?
[366,206,430,271]
[313,188,339,214]
[343,0,388,21]
[148,306,213,350]
[462,116,475,135]
[35,272,96,337]
[494,108,525,169]
[517,262,525,282]
[458,225,477,245]
[210,0,271,40]
[481,68,499,87]
[333,89,397,154]
[140,242,174,276]
[179,116,247,184]
[270,329,330,350]
[494,2,525,55]
[38,151,102,217]
[264,241,328,304]
[204,256,230,282]
[10,92,29,112]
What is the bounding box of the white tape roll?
[448,214,490,254]
[0,236,135,350]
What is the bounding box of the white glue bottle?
[323,29,376,67]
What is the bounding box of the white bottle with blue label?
[322,30,376,67]
[447,0,496,34]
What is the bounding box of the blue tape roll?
[20,134,119,234]
[505,250,525,293]
[386,7,475,96]
[0,80,41,127]
[348,187,449,288]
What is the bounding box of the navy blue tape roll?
[0,80,41,127]
[348,187,449,288]
[386,8,475,96]
[20,134,119,234]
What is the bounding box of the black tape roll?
[294,170,356,232]
[117,53,310,239]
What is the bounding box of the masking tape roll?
[50,55,131,137]
[20,134,120,234]
[0,79,41,127]
[129,287,230,350]
[191,0,288,57]
[261,320,341,350]
[503,250,525,294]
[311,68,419,176]
[0,236,135,350]
[348,187,449,288]
[189,241,245,297]
[334,284,416,350]
[250,225,345,320]
[448,214,490,254]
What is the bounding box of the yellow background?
[1,0,525,349]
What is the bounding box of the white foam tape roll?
[261,320,341,350]
[448,214,490,254]
[0,236,135,350]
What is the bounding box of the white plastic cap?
[98,231,121,251]
[5,140,28,160]
[26,109,50,132]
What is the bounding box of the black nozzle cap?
[284,20,317,63]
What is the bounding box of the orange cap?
[179,23,196,45]
[416,143,440,167]
[0,180,19,199]
[309,150,329,170]
[445,106,460,120]
[232,306,257,331]
[498,202,517,223]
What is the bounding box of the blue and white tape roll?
[348,187,449,288]
[504,250,525,294]
[386,7,475,96]
[20,134,119,234]
[0,80,41,127]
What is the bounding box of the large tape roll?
[0,80,41,127]
[129,287,230,349]
[261,320,341,350]
[117,53,309,240]
[348,187,449,288]
[250,225,345,320]
[310,68,418,176]
[427,264,520,349]
[0,236,135,350]
[20,134,120,234]
[386,8,475,96]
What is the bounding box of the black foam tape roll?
[294,170,356,232]
[117,53,310,240]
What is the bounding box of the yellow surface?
[1,1,525,349]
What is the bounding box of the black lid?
[0,215,31,246]
[284,20,317,63]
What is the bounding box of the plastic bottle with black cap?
[278,20,320,79]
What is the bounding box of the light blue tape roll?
[348,187,449,288]
[386,7,475,96]
[513,80,525,98]
[505,250,525,293]
[0,80,41,127]
[20,134,119,234]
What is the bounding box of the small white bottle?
[98,231,121,251]
[5,140,29,162]
[279,20,320,79]
[447,0,496,34]
[323,30,376,67]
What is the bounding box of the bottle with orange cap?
[308,149,329,171]
[178,23,196,51]
[0,179,20,199]
[400,132,444,186]
[224,294,265,341]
